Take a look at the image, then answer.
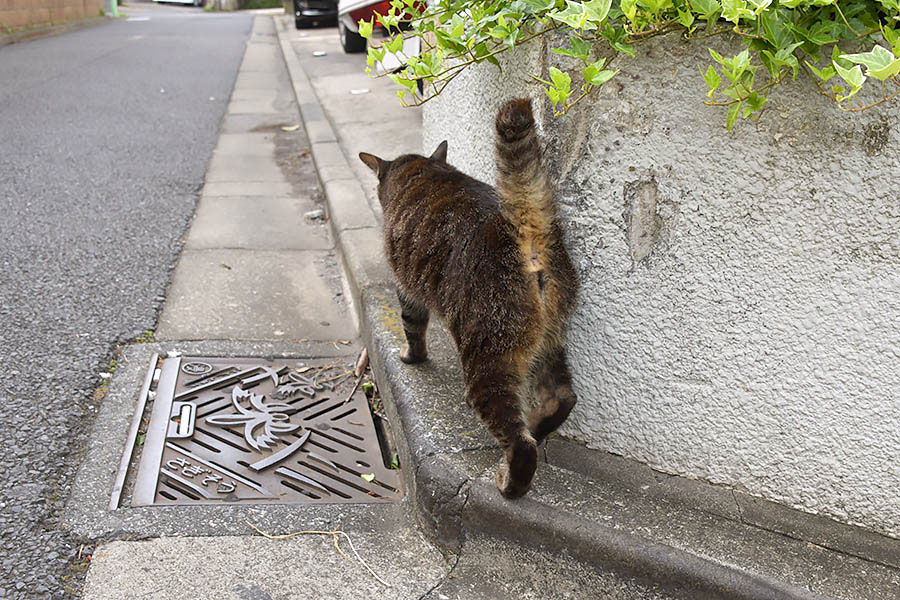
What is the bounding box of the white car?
[337,0,425,81]
[336,0,389,53]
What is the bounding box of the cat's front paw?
[399,345,428,364]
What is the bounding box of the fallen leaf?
[360,473,375,482]
[281,124,300,132]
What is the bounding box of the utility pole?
[105,0,119,18]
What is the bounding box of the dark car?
[293,0,337,29]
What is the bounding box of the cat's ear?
[359,152,388,176]
[430,140,448,163]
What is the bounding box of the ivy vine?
[359,0,900,129]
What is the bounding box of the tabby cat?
[359,98,579,499]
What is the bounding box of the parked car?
[336,0,390,53]
[293,0,338,29]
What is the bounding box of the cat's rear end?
[359,98,578,498]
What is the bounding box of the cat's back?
[383,155,500,225]
[381,155,525,302]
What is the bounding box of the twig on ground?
[246,521,390,587]
[354,347,369,378]
[342,373,364,405]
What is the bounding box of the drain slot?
[169,402,196,438]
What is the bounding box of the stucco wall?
[422,34,900,538]
[1,0,102,33]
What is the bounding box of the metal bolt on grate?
[129,356,402,506]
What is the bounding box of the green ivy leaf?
[583,0,613,23]
[743,91,767,116]
[841,45,900,81]
[806,61,836,82]
[721,0,752,23]
[549,66,573,95]
[691,0,720,20]
[883,25,900,55]
[701,64,721,98]
[582,61,618,85]
[677,7,695,26]
[550,1,597,30]
[545,67,573,110]
[760,11,792,48]
[746,0,771,15]
[358,18,374,40]
[636,0,673,13]
[833,60,866,90]
[386,34,404,54]
[726,101,741,130]
[551,35,593,60]
[832,44,852,69]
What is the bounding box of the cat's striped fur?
[359,98,578,498]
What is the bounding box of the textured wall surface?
[1,0,102,33]
[423,34,900,538]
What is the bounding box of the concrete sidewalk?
[70,15,668,600]
[275,15,900,600]
[69,13,900,600]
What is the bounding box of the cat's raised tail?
[494,98,556,273]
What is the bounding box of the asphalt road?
[0,4,251,598]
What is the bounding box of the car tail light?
[350,1,425,27]
[349,1,392,25]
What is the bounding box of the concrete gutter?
[274,18,900,600]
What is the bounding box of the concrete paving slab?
[231,70,282,92]
[226,97,285,115]
[240,45,283,72]
[213,132,276,156]
[84,532,448,600]
[228,87,282,102]
[202,180,295,196]
[220,113,298,134]
[155,249,355,341]
[239,54,282,74]
[185,195,333,251]
[205,153,288,183]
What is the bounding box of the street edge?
[0,15,110,47]
[273,16,831,600]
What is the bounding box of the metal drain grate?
[131,356,402,506]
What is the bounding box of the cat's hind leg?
[398,289,429,364]
[527,346,577,445]
[464,355,537,499]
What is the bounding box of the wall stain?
[862,118,890,156]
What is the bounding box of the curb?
[273,18,837,599]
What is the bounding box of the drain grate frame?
[131,356,402,506]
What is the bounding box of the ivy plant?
[359,0,900,129]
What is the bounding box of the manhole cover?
[131,356,402,506]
